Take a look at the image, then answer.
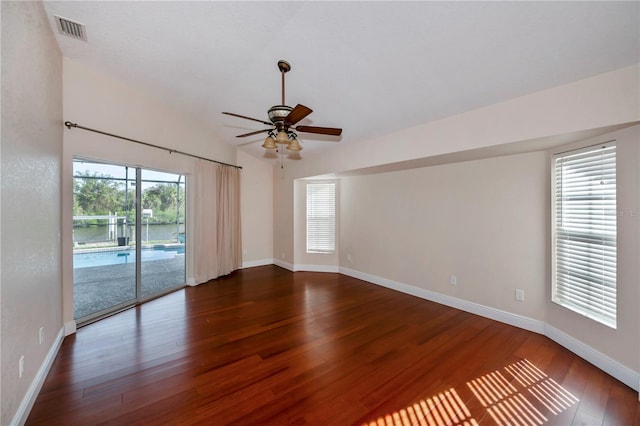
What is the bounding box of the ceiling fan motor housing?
[268,105,293,125]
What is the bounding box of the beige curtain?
[192,159,242,284]
[216,164,242,276]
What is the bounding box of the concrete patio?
[74,255,185,320]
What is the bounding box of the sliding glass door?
[72,159,186,325]
[73,161,137,321]
[140,169,186,298]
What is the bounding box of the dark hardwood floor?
[27,265,639,425]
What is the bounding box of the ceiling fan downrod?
[278,60,291,106]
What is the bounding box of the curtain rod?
[64,121,242,170]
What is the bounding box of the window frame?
[551,141,617,329]
[306,182,336,254]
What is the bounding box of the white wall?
[284,65,639,180]
[1,2,63,424]
[275,66,639,272]
[274,167,294,267]
[339,151,547,321]
[63,58,236,164]
[337,126,639,374]
[238,150,273,267]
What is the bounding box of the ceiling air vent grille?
[54,15,87,41]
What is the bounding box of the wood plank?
[26,266,638,425]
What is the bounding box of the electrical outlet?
[347,253,352,262]
[281,252,285,260]
[19,356,24,379]
[450,275,457,286]
[39,327,44,345]
[515,289,525,302]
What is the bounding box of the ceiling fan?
[222,60,342,152]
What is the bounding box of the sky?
[73,159,184,188]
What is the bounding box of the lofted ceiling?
[43,1,639,162]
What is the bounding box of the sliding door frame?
[135,166,143,303]
[73,157,187,326]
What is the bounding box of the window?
[552,143,616,328]
[307,183,335,253]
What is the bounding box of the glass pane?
[140,169,186,298]
[72,159,137,321]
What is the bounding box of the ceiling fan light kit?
[262,133,277,149]
[286,138,302,151]
[223,59,342,158]
[275,130,290,144]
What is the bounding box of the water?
[73,223,183,244]
[74,246,185,269]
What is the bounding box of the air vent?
[54,15,87,41]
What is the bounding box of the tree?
[142,183,184,224]
[74,171,126,221]
[73,172,185,225]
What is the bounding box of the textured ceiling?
[43,1,639,161]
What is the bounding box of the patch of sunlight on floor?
[363,359,579,426]
[363,388,479,426]
[469,358,579,426]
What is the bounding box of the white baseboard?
[251,260,339,273]
[294,264,340,273]
[545,324,639,391]
[273,259,294,271]
[11,327,65,426]
[340,267,545,334]
[63,320,76,336]
[340,266,638,392]
[242,258,274,269]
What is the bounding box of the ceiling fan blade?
[295,125,342,136]
[222,112,272,126]
[285,104,313,126]
[236,129,272,138]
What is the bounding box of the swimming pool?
[73,246,185,269]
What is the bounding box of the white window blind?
[307,183,335,253]
[552,143,616,328]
